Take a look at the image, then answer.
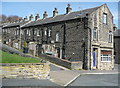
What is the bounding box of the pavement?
[50,70,80,86]
[49,64,119,86]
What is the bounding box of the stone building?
[2,16,30,49]
[2,4,115,70]
[114,29,120,64]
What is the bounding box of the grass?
[0,50,41,63]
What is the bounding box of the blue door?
[93,51,96,67]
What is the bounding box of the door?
[57,48,60,58]
[93,48,97,67]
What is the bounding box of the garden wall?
[0,63,50,79]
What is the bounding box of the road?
[67,74,119,86]
[2,79,60,87]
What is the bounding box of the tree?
[0,14,7,22]
[0,14,23,23]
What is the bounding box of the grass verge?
[0,50,41,63]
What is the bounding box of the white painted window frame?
[101,54,111,62]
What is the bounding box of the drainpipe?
[62,22,66,59]
[88,27,92,70]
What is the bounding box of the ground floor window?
[101,54,111,62]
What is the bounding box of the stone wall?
[1,63,50,79]
[88,4,114,70]
[39,54,83,70]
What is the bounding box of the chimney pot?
[43,11,48,19]
[29,14,34,21]
[35,14,40,21]
[53,8,58,17]
[66,4,72,14]
[24,16,28,21]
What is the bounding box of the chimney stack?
[24,16,28,21]
[43,11,48,19]
[53,8,58,17]
[35,14,40,21]
[113,24,117,31]
[66,4,72,14]
[29,14,33,21]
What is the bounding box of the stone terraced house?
[2,4,115,70]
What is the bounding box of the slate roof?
[3,21,29,28]
[114,30,120,36]
[3,5,102,28]
[22,5,101,28]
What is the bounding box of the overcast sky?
[2,2,119,28]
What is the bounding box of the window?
[2,29,4,33]
[109,31,112,43]
[26,30,29,35]
[101,54,111,62]
[44,30,47,35]
[103,13,107,24]
[34,30,37,35]
[56,32,59,42]
[21,30,23,35]
[15,30,17,35]
[17,30,19,35]
[37,30,40,36]
[93,27,97,40]
[48,29,52,37]
[28,30,31,36]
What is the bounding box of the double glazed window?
[101,54,111,62]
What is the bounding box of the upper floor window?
[103,13,107,24]
[37,30,40,36]
[56,32,59,42]
[14,30,17,35]
[17,30,19,35]
[34,29,37,35]
[2,29,4,33]
[26,29,29,35]
[48,29,52,37]
[21,30,24,35]
[44,30,47,36]
[93,27,97,40]
[8,29,10,33]
[28,30,31,36]
[109,31,112,43]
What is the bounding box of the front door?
[93,48,97,68]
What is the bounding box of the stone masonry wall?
[1,63,50,79]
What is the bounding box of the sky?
[1,2,119,29]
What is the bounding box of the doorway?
[93,48,97,68]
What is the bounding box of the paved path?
[49,64,119,86]
[50,70,80,86]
